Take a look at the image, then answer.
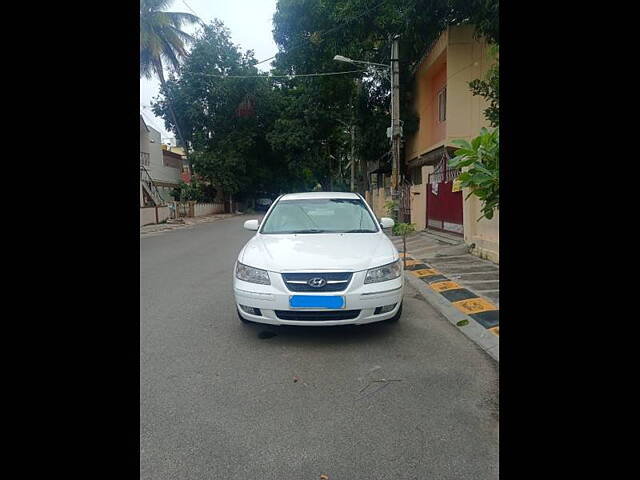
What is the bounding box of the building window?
[410,166,422,185]
[438,86,446,122]
[163,155,181,169]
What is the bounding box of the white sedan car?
[233,192,404,326]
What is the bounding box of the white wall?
[193,203,225,217]
[140,131,150,155]
[140,206,170,227]
[145,127,182,188]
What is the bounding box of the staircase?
[140,165,164,206]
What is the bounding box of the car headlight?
[235,262,271,285]
[364,259,402,284]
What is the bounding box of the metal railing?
[140,164,164,206]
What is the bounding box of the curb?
[140,213,245,236]
[405,273,499,361]
[401,254,500,362]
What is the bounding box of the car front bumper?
[233,270,404,326]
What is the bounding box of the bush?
[393,222,416,237]
[384,200,398,217]
[449,127,499,221]
[172,181,218,203]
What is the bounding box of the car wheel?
[386,303,402,323]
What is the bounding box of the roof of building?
[280,192,360,201]
[162,149,183,159]
[140,114,149,132]
[409,26,447,77]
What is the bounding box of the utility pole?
[350,78,361,193]
[350,124,356,192]
[390,34,401,219]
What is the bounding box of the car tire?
[386,303,402,323]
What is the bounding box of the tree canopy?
[140,0,201,81]
[150,0,499,197]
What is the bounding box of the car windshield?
[260,198,379,234]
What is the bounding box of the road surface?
[140,215,498,479]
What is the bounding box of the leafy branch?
[449,127,499,221]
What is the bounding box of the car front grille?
[281,272,353,292]
[274,310,361,321]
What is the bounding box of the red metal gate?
[426,156,463,235]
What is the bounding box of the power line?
[255,55,276,65]
[190,69,367,79]
[181,0,200,18]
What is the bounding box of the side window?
[438,86,446,122]
[410,166,422,185]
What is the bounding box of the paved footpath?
[140,213,242,236]
[389,230,499,360]
[140,215,498,479]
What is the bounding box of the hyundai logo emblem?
[307,277,327,288]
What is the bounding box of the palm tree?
[140,0,201,148]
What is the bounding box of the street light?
[334,37,401,218]
[333,55,390,70]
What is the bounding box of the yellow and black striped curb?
[403,255,499,332]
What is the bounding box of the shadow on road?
[239,320,400,346]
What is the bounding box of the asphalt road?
[140,215,499,480]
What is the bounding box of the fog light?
[374,304,396,315]
[240,305,262,315]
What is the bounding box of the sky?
[140,0,279,141]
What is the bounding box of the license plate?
[289,295,345,309]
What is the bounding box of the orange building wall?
[429,64,447,145]
[405,52,447,160]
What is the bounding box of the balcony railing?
[140,151,150,166]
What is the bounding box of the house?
[163,137,231,210]
[162,147,188,186]
[163,138,192,183]
[403,25,499,263]
[140,114,182,226]
[139,115,182,204]
[140,114,157,208]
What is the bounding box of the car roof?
[279,192,361,201]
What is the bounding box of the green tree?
[150,1,499,197]
[172,180,218,203]
[153,21,292,198]
[270,0,499,191]
[392,222,417,267]
[140,0,201,147]
[449,127,499,220]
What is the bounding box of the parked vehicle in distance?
[255,196,273,212]
[234,192,403,326]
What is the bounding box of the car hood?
[239,233,398,272]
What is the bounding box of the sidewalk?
[140,213,243,236]
[389,229,500,361]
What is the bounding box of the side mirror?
[380,217,395,229]
[244,219,259,231]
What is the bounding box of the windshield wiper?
[289,229,327,234]
[341,229,377,233]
